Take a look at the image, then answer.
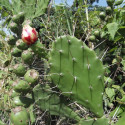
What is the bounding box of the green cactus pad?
[116,112,125,125]
[21,49,34,64]
[24,69,39,85]
[13,80,31,94]
[13,64,27,76]
[13,96,33,108]
[9,22,19,34]
[7,35,17,45]
[12,12,25,24]
[28,104,36,125]
[11,47,22,57]
[78,116,109,125]
[30,40,47,58]
[16,39,29,50]
[49,35,105,117]
[33,84,81,121]
[10,106,30,125]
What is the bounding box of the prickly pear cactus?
[33,84,81,121]
[49,35,105,117]
[78,116,109,125]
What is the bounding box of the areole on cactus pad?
[22,25,38,45]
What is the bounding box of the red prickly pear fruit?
[22,25,38,45]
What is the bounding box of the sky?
[54,0,107,6]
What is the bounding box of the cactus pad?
[33,84,81,121]
[49,35,105,117]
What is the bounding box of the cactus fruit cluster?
[4,11,47,125]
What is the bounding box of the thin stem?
[84,0,89,30]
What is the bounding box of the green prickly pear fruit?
[10,90,20,98]
[21,49,34,64]
[24,69,39,85]
[13,96,33,107]
[10,106,30,125]
[89,35,96,42]
[94,30,100,38]
[11,47,22,57]
[7,35,17,45]
[9,22,19,34]
[12,12,25,24]
[3,59,11,67]
[16,39,29,50]
[30,40,47,58]
[13,64,27,76]
[99,12,106,20]
[13,80,31,94]
[106,6,112,15]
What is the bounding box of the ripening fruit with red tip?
[21,25,38,45]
